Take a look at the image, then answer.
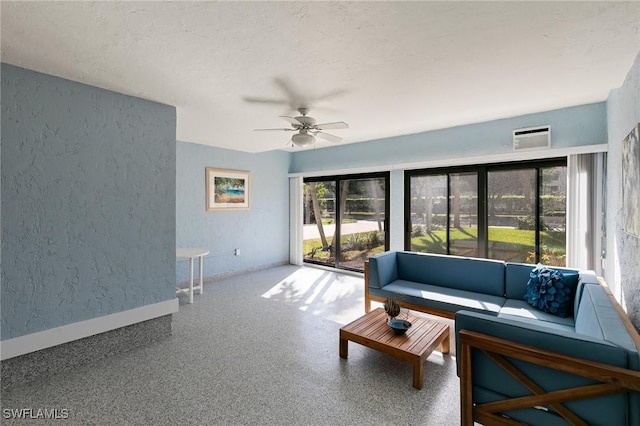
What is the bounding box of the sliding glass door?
[487,165,567,264]
[407,172,479,256]
[408,174,447,253]
[304,181,336,264]
[337,177,387,269]
[449,172,479,257]
[539,166,567,265]
[487,169,537,262]
[406,160,567,266]
[303,172,389,272]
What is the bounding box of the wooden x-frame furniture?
[459,281,640,425]
[459,330,640,425]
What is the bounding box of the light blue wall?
[176,141,290,280]
[1,64,176,340]
[290,102,607,174]
[606,50,640,329]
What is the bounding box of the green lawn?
[303,226,566,267]
[410,227,566,265]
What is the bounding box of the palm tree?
[308,182,329,250]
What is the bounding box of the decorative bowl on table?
[387,319,412,335]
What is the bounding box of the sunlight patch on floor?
[427,351,447,366]
[261,266,365,324]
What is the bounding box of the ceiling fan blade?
[274,77,307,109]
[314,131,342,143]
[315,121,349,130]
[314,88,348,102]
[254,128,294,131]
[279,116,303,125]
[243,96,289,105]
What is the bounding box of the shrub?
[346,233,365,251]
[526,246,566,266]
[364,231,383,249]
[516,216,548,231]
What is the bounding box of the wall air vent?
[513,125,550,151]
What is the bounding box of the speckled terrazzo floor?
[0,265,459,425]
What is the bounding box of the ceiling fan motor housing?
[295,115,316,127]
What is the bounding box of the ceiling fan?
[244,77,347,112]
[254,108,349,147]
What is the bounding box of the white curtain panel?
[289,177,304,265]
[566,153,604,273]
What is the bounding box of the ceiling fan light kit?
[291,132,315,147]
[254,107,349,148]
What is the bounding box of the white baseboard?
[0,299,179,361]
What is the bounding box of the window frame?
[303,171,391,272]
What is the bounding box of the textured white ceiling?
[2,2,639,153]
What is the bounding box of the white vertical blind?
[289,177,303,265]
[566,153,604,273]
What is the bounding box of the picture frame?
[205,168,250,211]
[622,123,640,237]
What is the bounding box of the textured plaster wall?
[290,102,606,174]
[606,51,640,330]
[1,64,176,340]
[176,141,290,280]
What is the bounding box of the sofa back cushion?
[368,251,398,289]
[505,262,579,300]
[396,252,505,297]
[576,284,639,363]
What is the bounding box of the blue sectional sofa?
[365,251,640,426]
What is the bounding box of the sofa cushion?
[573,271,600,319]
[368,252,398,289]
[576,284,638,357]
[499,299,575,328]
[575,285,640,425]
[524,264,579,317]
[496,313,575,334]
[396,251,505,297]
[379,279,505,315]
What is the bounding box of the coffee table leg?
[339,336,348,359]
[413,360,424,390]
[440,329,451,354]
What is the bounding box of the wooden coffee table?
[339,307,450,389]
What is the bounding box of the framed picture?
[205,168,250,211]
[622,123,640,237]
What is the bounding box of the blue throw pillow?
[525,264,579,318]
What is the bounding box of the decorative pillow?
[525,264,579,318]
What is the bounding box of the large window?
[303,172,389,271]
[405,160,567,266]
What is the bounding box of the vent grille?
[513,126,550,151]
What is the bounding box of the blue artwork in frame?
[205,168,250,211]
